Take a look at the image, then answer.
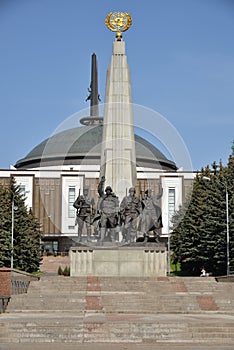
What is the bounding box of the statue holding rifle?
[140,186,163,242]
[73,188,95,242]
[120,187,142,243]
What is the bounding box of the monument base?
[69,243,167,277]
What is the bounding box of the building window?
[168,188,175,219]
[68,187,76,218]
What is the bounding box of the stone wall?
[0,268,11,296]
[0,268,39,297]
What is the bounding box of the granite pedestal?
[69,243,167,277]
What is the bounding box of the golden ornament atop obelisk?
[105,12,132,41]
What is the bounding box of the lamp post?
[203,176,230,275]
[225,186,230,275]
[11,197,17,269]
[167,229,171,275]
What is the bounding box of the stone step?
[2,276,234,344]
[7,276,234,315]
[40,256,70,274]
[1,313,234,344]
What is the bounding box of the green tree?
[0,178,42,272]
[202,162,227,275]
[0,185,12,267]
[171,153,234,276]
[171,167,212,275]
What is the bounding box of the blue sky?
[0,0,233,170]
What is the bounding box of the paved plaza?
[1,343,234,350]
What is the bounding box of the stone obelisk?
[80,53,103,126]
[100,12,136,201]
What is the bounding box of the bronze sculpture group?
[73,178,163,244]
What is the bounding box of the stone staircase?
[40,255,70,274]
[1,276,234,344]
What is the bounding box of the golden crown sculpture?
[105,12,132,41]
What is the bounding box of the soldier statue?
[140,186,163,242]
[73,188,95,242]
[98,175,106,198]
[98,186,119,242]
[120,187,142,243]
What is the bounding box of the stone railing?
[0,267,40,313]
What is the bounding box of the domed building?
[15,125,177,171]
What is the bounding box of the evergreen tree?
[171,168,211,275]
[0,185,11,267]
[171,151,234,276]
[201,162,227,275]
[0,178,42,272]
